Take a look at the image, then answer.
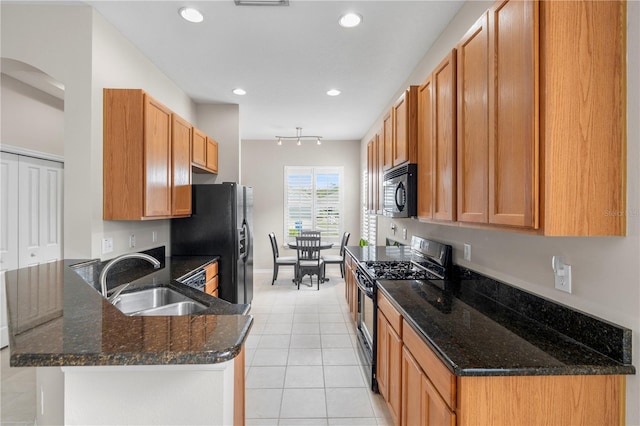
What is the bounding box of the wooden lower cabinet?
[344,253,358,322]
[400,318,626,426]
[377,294,403,425]
[456,375,625,426]
[402,346,455,426]
[234,346,245,426]
[204,261,219,297]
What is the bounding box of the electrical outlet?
[152,231,158,243]
[552,256,572,294]
[102,238,113,254]
[402,228,407,239]
[463,244,471,261]
[129,234,136,248]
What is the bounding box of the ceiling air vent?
[234,0,289,5]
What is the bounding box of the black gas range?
[353,236,452,392]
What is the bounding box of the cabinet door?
[143,94,172,217]
[383,111,394,170]
[540,0,625,236]
[488,0,538,228]
[171,115,192,217]
[387,321,402,425]
[192,127,207,168]
[376,311,389,400]
[376,131,384,213]
[417,76,434,220]
[393,88,418,167]
[423,373,456,426]
[402,346,456,426]
[367,139,375,212]
[432,51,457,221]
[457,13,489,224]
[378,310,402,425]
[206,137,218,173]
[401,345,423,426]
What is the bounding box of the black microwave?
[382,163,417,218]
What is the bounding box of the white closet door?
[1,153,19,272]
[18,157,63,267]
[1,153,19,348]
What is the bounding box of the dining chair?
[268,232,297,285]
[322,231,350,278]
[295,235,324,290]
[300,230,321,238]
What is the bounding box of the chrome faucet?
[99,253,161,300]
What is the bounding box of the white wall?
[0,74,64,156]
[196,103,240,184]
[242,139,361,271]
[364,2,640,424]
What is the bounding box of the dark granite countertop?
[5,254,252,367]
[345,245,413,263]
[377,277,635,377]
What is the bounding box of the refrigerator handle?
[238,222,250,260]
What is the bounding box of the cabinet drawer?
[205,276,218,296]
[205,262,218,281]
[402,318,456,410]
[378,292,402,334]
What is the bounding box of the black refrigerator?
[171,183,253,305]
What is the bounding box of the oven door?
[355,268,377,391]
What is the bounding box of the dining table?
[287,241,334,283]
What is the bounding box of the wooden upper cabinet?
[367,138,375,212]
[192,127,207,169]
[392,86,419,167]
[419,50,457,222]
[206,137,218,174]
[488,0,539,229]
[383,111,394,170]
[192,129,218,174]
[104,89,175,220]
[417,76,434,220]
[171,114,192,217]
[376,130,384,214]
[540,0,626,236]
[142,95,172,217]
[457,13,489,224]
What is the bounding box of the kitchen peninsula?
[4,252,252,425]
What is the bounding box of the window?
[361,166,377,246]
[284,166,343,243]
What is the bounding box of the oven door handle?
[355,274,375,298]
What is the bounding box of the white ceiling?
[93,1,465,140]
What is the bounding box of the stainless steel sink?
[112,287,207,316]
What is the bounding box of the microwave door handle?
[395,182,405,210]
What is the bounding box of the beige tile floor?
[246,270,392,426]
[1,344,36,425]
[0,268,392,426]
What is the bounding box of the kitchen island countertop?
[5,256,252,367]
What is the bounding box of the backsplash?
[453,266,632,365]
[70,246,166,290]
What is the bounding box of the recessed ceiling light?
[233,88,247,96]
[179,7,204,23]
[338,12,362,28]
[327,89,341,97]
